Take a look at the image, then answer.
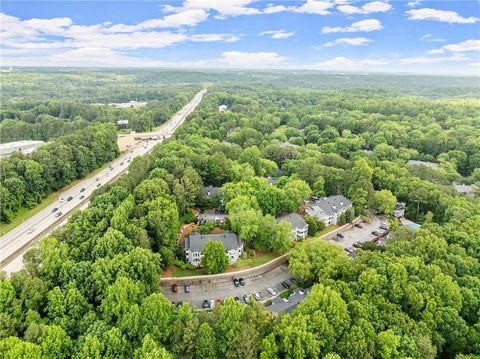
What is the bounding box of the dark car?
[184,285,190,293]
[380,224,389,230]
[202,300,209,309]
[290,277,297,284]
[233,278,240,287]
[239,278,245,286]
[234,296,240,302]
[281,281,290,289]
[52,207,58,213]
[172,283,178,293]
[67,196,73,201]
[354,223,363,228]
[336,233,345,239]
[79,195,85,200]
[96,183,101,187]
[353,242,362,248]
[80,188,85,192]
[372,230,380,236]
[120,162,124,166]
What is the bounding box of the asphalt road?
[0,89,206,274]
[161,264,296,309]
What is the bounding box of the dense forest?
[0,124,119,223]
[1,77,480,358]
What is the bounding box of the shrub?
[181,210,197,224]
[248,249,256,258]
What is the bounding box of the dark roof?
[276,213,307,229]
[184,231,242,252]
[202,186,220,197]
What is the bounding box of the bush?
[198,222,215,234]
[241,251,248,259]
[316,219,325,231]
[181,210,197,224]
[248,249,256,258]
[279,288,294,298]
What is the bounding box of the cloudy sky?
[1,0,479,75]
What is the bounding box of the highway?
[0,89,206,274]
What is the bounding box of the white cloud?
[399,54,468,64]
[312,56,390,70]
[406,8,479,24]
[259,29,295,39]
[427,39,480,55]
[321,37,372,47]
[407,0,422,7]
[419,34,446,42]
[292,0,333,15]
[322,19,383,33]
[218,51,287,67]
[337,1,391,14]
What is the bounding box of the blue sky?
[1,1,479,75]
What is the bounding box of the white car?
[26,228,35,234]
[252,291,261,301]
[298,289,305,295]
[267,288,277,296]
[60,198,66,203]
[210,299,215,309]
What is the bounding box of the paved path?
[0,89,206,274]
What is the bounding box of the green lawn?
[0,160,115,237]
[171,267,206,277]
[308,225,340,240]
[234,251,279,269]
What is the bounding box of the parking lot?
[267,287,310,314]
[326,214,388,250]
[161,264,296,308]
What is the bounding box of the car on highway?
[233,278,240,287]
[52,207,58,213]
[26,228,35,234]
[96,177,100,181]
[109,166,113,170]
[96,183,101,187]
[281,281,290,289]
[239,278,245,286]
[253,291,261,301]
[54,211,62,218]
[202,300,209,309]
[267,288,277,296]
[60,198,65,203]
[243,295,250,304]
[184,285,190,293]
[120,162,124,165]
[67,196,73,201]
[210,299,215,309]
[172,284,178,293]
[79,195,85,200]
[80,188,85,192]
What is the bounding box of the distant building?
[218,104,228,112]
[393,202,406,218]
[111,100,147,109]
[305,195,352,225]
[0,140,45,158]
[452,182,476,197]
[276,213,308,240]
[183,231,244,267]
[407,160,439,169]
[117,120,129,128]
[202,186,223,206]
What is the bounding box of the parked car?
[172,284,178,293]
[26,228,35,234]
[52,207,58,213]
[345,246,355,254]
[67,196,73,201]
[353,242,362,248]
[281,281,290,289]
[202,300,209,309]
[215,298,222,305]
[372,230,380,236]
[290,277,297,284]
[243,295,250,304]
[54,211,62,218]
[233,278,240,287]
[234,296,240,302]
[80,188,85,192]
[210,299,215,309]
[354,223,363,228]
[267,288,277,296]
[184,285,190,293]
[298,289,305,295]
[336,233,345,239]
[282,297,290,303]
[252,291,261,301]
[239,278,245,286]
[380,224,389,230]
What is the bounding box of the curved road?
[0,89,206,274]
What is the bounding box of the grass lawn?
[0,160,115,237]
[308,225,340,240]
[171,266,206,277]
[234,251,279,269]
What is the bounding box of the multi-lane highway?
[0,89,206,274]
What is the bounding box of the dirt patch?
[178,223,196,245]
[211,227,224,234]
[162,266,173,278]
[117,134,142,152]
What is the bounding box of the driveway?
[267,287,311,314]
[161,264,295,308]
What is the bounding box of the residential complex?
[305,195,352,225]
[276,213,308,240]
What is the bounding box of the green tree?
[196,322,216,359]
[201,241,229,274]
[370,190,397,215]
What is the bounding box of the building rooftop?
[202,186,220,197]
[0,140,46,157]
[407,160,439,169]
[276,213,307,229]
[452,182,476,195]
[306,195,352,217]
[184,231,242,253]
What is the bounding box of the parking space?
[268,288,311,314]
[161,264,295,308]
